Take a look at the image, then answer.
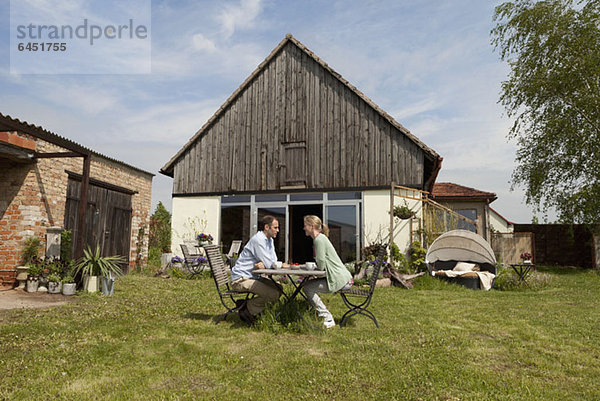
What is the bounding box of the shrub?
[493,265,553,291]
[148,246,162,268]
[60,230,73,261]
[149,202,172,253]
[391,243,410,273]
[22,237,41,264]
[409,241,427,273]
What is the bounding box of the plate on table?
[289,264,301,270]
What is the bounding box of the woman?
[303,215,353,328]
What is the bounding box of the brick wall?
[0,131,153,287]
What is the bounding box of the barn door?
[280,142,307,188]
[65,175,132,266]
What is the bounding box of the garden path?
[0,288,73,310]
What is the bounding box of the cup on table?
[305,262,316,270]
[274,261,283,269]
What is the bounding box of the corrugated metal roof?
[0,112,154,176]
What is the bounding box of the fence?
[491,232,535,265]
[515,224,598,268]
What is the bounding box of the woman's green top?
[314,233,352,293]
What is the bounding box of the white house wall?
[363,189,421,254]
[171,190,419,259]
[489,209,513,233]
[171,196,220,256]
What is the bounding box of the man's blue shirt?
[230,231,277,282]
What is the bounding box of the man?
[231,215,286,325]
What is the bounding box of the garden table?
[510,263,534,284]
[253,267,325,326]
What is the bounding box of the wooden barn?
[161,34,442,263]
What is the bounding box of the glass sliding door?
[257,207,286,262]
[221,205,251,250]
[326,205,358,263]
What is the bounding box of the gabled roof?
[0,112,153,176]
[489,206,514,225]
[432,182,497,202]
[160,34,440,176]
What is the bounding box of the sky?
[0,0,550,223]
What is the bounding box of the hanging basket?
[393,205,415,220]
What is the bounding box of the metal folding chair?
[180,244,205,278]
[338,247,386,328]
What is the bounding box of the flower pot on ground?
[15,266,29,289]
[74,246,125,294]
[47,273,62,294]
[83,275,100,293]
[26,276,39,293]
[62,274,76,296]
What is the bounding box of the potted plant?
[26,259,42,293]
[74,246,124,294]
[196,233,213,246]
[62,274,76,296]
[47,273,62,294]
[520,252,533,264]
[393,201,415,220]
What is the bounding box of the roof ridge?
[434,182,496,195]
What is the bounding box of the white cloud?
[192,34,217,52]
[217,0,262,39]
[393,96,442,121]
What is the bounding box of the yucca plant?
[74,246,125,278]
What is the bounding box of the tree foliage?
[149,202,172,252]
[492,0,600,223]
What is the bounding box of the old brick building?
[0,113,153,287]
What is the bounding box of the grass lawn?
[1,267,599,400]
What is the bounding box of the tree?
[491,0,600,223]
[149,202,172,252]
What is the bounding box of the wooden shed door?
[280,142,307,188]
[64,176,132,271]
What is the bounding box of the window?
[220,206,251,249]
[327,192,361,200]
[290,193,323,201]
[221,195,251,204]
[456,209,477,232]
[326,205,358,263]
[255,194,286,202]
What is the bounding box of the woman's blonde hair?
[304,215,329,236]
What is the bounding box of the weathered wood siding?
[172,41,426,194]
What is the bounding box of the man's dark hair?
[261,215,277,231]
